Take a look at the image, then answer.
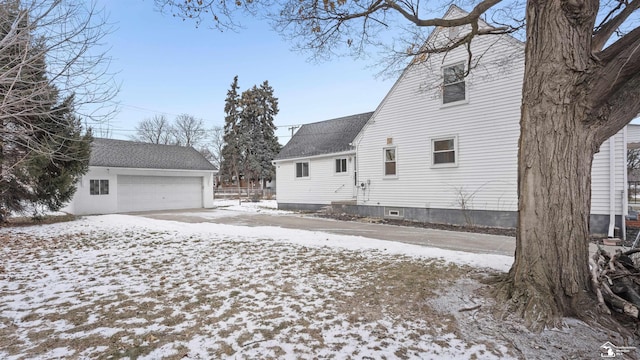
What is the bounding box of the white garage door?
[117,175,203,212]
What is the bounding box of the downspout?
[622,127,628,241]
[608,137,616,238]
[349,141,359,201]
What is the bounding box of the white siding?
[354,30,625,217]
[355,34,523,212]
[63,167,214,215]
[628,124,640,145]
[65,167,118,215]
[591,132,627,216]
[275,153,356,205]
[274,15,627,221]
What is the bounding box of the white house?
[274,6,628,236]
[63,138,216,215]
[273,113,371,210]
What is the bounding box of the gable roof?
[90,138,217,171]
[274,112,373,160]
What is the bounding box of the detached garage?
[63,138,216,215]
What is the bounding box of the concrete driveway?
[135,208,518,256]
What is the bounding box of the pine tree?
[220,76,242,186]
[0,2,91,220]
[27,95,92,214]
[220,77,281,193]
[237,82,280,189]
[251,81,280,187]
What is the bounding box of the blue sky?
[96,1,395,144]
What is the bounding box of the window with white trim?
[90,179,109,195]
[384,147,396,176]
[443,63,466,104]
[335,158,347,173]
[432,137,457,166]
[295,162,309,178]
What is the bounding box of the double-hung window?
[443,63,466,104]
[90,179,109,195]
[384,148,396,176]
[432,137,457,166]
[335,158,347,174]
[296,162,309,178]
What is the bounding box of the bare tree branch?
[0,0,118,139]
[131,115,174,144]
[588,28,640,140]
[173,114,206,147]
[385,0,503,27]
[592,0,640,52]
[598,25,640,63]
[593,72,640,143]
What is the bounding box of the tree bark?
[496,0,603,330]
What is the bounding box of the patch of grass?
[394,348,410,359]
[161,314,186,327]
[213,341,235,357]
[108,344,154,360]
[3,214,77,227]
[333,257,468,331]
[21,312,39,322]
[267,345,286,357]
[236,331,255,346]
[0,226,500,359]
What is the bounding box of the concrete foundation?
[278,202,621,236]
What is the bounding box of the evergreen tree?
[220,77,281,190]
[0,2,92,220]
[240,81,280,187]
[27,95,92,214]
[220,76,242,185]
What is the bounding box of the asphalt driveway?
[135,208,518,256]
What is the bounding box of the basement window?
[384,207,404,218]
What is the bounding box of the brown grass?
[3,214,77,227]
[0,226,509,359]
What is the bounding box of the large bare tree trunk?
[496,0,602,330]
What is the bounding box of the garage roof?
[90,138,217,171]
[274,112,373,160]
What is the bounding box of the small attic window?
[443,63,466,104]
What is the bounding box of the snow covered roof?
[274,112,373,160]
[90,138,217,171]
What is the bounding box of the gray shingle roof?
[90,138,217,171]
[274,112,373,160]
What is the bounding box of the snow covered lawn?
[0,205,622,359]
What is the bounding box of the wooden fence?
[214,187,275,200]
